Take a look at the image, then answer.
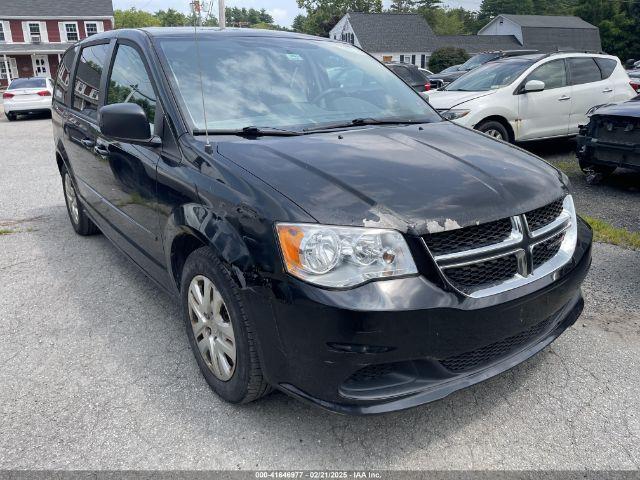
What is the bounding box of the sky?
[113,0,483,28]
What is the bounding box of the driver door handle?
[602,88,613,93]
[558,95,571,101]
[94,144,109,156]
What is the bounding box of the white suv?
[427,53,637,142]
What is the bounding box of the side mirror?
[99,103,160,146]
[523,80,545,93]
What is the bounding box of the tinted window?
[106,44,157,133]
[390,65,423,85]
[525,59,567,90]
[8,78,46,89]
[73,44,109,118]
[594,58,617,79]
[159,37,439,131]
[54,47,76,102]
[568,57,602,85]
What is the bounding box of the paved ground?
[1,111,639,470]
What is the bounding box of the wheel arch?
[164,204,258,293]
[475,115,515,143]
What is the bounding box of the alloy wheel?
[188,275,237,381]
[484,129,504,140]
[64,173,80,225]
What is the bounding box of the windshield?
[445,60,533,92]
[9,78,47,89]
[158,36,439,132]
[459,53,499,71]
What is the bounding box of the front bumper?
[577,130,640,171]
[245,218,592,414]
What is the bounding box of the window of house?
[107,44,157,133]
[0,22,5,42]
[0,57,18,80]
[65,23,79,42]
[73,43,109,118]
[568,57,602,85]
[29,22,41,41]
[85,23,98,36]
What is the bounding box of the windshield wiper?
[303,117,429,132]
[193,126,303,137]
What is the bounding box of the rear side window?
[8,78,46,89]
[106,44,157,133]
[568,57,602,85]
[54,47,76,103]
[526,59,567,90]
[594,58,617,79]
[391,66,422,84]
[72,43,110,119]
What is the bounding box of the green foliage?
[296,0,383,37]
[155,8,189,27]
[114,8,160,28]
[428,47,470,72]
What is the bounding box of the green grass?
[551,160,581,175]
[0,228,15,235]
[583,215,640,250]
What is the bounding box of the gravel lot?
[1,111,639,470]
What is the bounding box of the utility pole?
[219,0,225,29]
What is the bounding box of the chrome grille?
[423,218,512,256]
[532,232,565,268]
[525,198,564,232]
[446,254,518,293]
[423,196,576,298]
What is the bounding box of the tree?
[155,8,189,27]
[296,0,383,36]
[428,46,469,72]
[114,8,160,28]
[292,14,307,32]
[389,0,414,13]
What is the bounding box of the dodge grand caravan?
[52,28,592,414]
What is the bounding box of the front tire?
[6,112,16,121]
[476,120,510,142]
[181,247,271,404]
[61,166,99,236]
[578,158,616,184]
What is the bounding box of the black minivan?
[52,28,592,414]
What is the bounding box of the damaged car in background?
[577,95,640,182]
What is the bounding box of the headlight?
[276,223,418,288]
[440,109,470,121]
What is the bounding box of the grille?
[533,233,565,268]
[423,218,512,256]
[525,198,564,232]
[348,364,393,384]
[445,255,518,293]
[440,315,555,373]
[595,117,640,145]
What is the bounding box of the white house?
[328,13,438,68]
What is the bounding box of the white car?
[2,77,54,121]
[426,52,637,142]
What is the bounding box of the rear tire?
[181,247,271,404]
[6,112,16,121]
[61,166,99,236]
[476,120,510,142]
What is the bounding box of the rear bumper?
[3,99,52,114]
[245,219,592,414]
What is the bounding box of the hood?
[592,97,640,119]
[215,122,566,236]
[428,70,467,83]
[426,90,497,110]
